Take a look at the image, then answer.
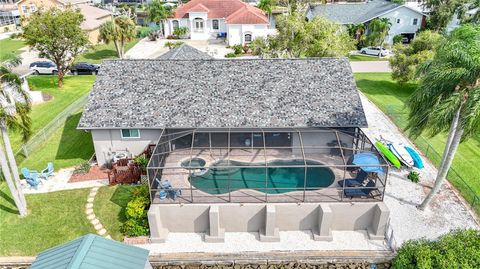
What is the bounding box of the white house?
[163,0,273,46]
[306,0,426,44]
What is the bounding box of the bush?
[131,184,149,199]
[224,52,237,58]
[393,34,404,44]
[407,171,420,183]
[392,229,480,269]
[137,26,158,38]
[250,37,269,56]
[173,26,188,38]
[231,44,243,55]
[164,41,184,49]
[73,161,90,175]
[121,185,151,237]
[122,219,149,237]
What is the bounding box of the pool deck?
[152,148,384,204]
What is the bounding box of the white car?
[29,61,58,75]
[360,47,390,57]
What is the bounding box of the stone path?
[85,187,111,239]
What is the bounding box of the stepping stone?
[105,235,112,239]
[86,203,93,209]
[90,219,99,225]
[91,187,99,192]
[87,197,94,203]
[85,208,93,215]
[87,214,96,220]
[97,228,107,235]
[94,223,103,230]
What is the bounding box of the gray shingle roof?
[157,44,213,59]
[78,58,368,129]
[308,0,403,24]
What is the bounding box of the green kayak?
[375,141,401,169]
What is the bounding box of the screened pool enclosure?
[147,128,389,204]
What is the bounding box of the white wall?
[165,17,226,39]
[379,6,424,44]
[226,24,270,46]
[91,129,163,166]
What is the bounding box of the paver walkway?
[86,187,111,238]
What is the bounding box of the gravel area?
[140,231,388,255]
[359,93,479,247]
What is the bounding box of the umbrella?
[352,152,384,174]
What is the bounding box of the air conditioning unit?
[113,150,129,163]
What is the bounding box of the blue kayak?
[404,146,424,169]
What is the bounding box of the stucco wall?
[17,0,59,17]
[91,129,163,166]
[380,7,424,43]
[148,202,390,243]
[226,24,269,46]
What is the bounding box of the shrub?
[393,34,403,44]
[121,185,151,237]
[231,44,243,55]
[166,35,175,39]
[122,218,149,237]
[250,37,269,56]
[125,196,149,219]
[164,41,184,50]
[407,171,420,183]
[131,184,149,199]
[137,26,158,38]
[73,161,90,175]
[173,26,188,38]
[392,229,480,269]
[224,52,237,58]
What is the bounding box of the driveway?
[350,61,392,73]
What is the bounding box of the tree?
[424,0,469,31]
[347,23,366,48]
[0,55,31,216]
[146,0,171,36]
[22,7,89,88]
[251,13,355,58]
[406,24,480,210]
[389,30,443,84]
[258,0,277,20]
[365,18,391,56]
[99,16,136,59]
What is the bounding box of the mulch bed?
[68,165,109,183]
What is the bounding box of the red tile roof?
[173,0,268,24]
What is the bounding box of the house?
[0,0,20,31]
[163,0,273,46]
[30,234,151,269]
[306,0,426,44]
[15,0,112,44]
[78,58,390,243]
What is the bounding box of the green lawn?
[0,183,136,255]
[354,73,480,215]
[349,54,388,61]
[75,38,140,64]
[0,38,26,60]
[94,185,138,241]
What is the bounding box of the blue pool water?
[189,159,335,194]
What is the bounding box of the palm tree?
[147,0,171,37]
[0,55,31,216]
[365,18,391,57]
[99,16,136,59]
[347,23,366,47]
[406,24,480,210]
[258,0,276,22]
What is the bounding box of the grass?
[0,183,136,255]
[75,38,140,64]
[0,182,95,256]
[354,73,480,215]
[0,38,26,60]
[349,54,388,61]
[94,185,138,241]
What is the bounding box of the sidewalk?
[350,61,391,73]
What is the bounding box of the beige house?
[16,0,111,44]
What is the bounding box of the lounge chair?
[343,180,378,198]
[21,168,41,190]
[41,162,54,179]
[337,170,368,187]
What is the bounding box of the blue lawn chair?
[344,180,378,198]
[41,162,54,179]
[21,168,41,189]
[337,170,368,187]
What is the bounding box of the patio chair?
[155,178,171,189]
[40,162,54,179]
[337,170,368,187]
[21,168,41,190]
[168,188,182,200]
[343,180,378,198]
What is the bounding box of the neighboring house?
[306,0,426,44]
[157,43,214,59]
[78,58,391,243]
[0,0,20,30]
[164,0,273,46]
[15,0,112,44]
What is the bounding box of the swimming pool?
[189,159,335,194]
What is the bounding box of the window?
[21,5,28,14]
[30,4,36,13]
[121,129,140,138]
[412,18,418,25]
[244,33,252,44]
[194,18,204,32]
[396,18,401,24]
[172,20,179,30]
[212,19,219,30]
